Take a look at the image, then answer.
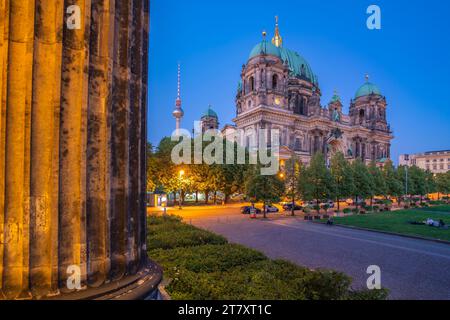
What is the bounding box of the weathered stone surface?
[0,0,156,299]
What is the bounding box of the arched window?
[272,74,278,90]
[359,109,365,124]
[294,138,301,151]
[249,76,255,91]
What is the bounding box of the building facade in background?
[223,18,393,165]
[399,151,450,174]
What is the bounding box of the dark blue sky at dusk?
[148,0,450,164]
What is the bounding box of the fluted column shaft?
[58,0,89,290]
[86,0,114,286]
[109,0,131,281]
[29,0,63,297]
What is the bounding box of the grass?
[417,205,450,213]
[330,209,450,242]
[147,214,388,300]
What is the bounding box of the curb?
[311,221,450,245]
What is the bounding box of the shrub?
[150,244,267,274]
[404,205,410,210]
[345,288,390,300]
[303,208,311,214]
[343,208,352,214]
[165,259,380,300]
[147,215,227,250]
[351,208,360,214]
[373,206,380,212]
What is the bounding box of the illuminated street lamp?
[179,169,185,210]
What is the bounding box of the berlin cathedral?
[222,18,393,165]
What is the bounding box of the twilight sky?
[148,0,450,163]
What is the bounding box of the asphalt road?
[166,205,450,300]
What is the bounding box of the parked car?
[264,205,279,213]
[347,198,366,206]
[320,200,335,208]
[240,206,261,214]
[282,203,303,211]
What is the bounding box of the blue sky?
[148,0,450,163]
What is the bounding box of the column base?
[47,259,162,300]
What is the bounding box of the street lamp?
[179,169,185,210]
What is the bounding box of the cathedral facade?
[229,20,393,165]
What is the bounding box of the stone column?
[29,0,62,297]
[0,0,161,300]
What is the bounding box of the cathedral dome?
[202,105,218,119]
[279,47,318,85]
[355,81,381,99]
[248,42,318,86]
[249,40,281,59]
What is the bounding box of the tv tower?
[172,63,184,134]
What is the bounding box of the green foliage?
[147,214,227,250]
[150,244,267,274]
[283,154,302,211]
[244,165,285,214]
[330,152,354,211]
[332,210,450,241]
[368,162,387,198]
[298,153,333,212]
[383,160,403,199]
[351,159,374,205]
[345,288,390,300]
[435,172,450,196]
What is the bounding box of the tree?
[330,152,354,212]
[436,172,450,199]
[350,159,373,209]
[383,160,403,204]
[244,165,284,219]
[283,153,302,216]
[368,162,387,206]
[408,166,427,203]
[298,153,333,214]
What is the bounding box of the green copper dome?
[355,82,381,99]
[330,93,341,103]
[249,40,281,59]
[249,41,318,85]
[279,47,317,85]
[202,105,218,119]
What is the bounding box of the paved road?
[167,206,450,300]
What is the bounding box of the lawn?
[417,205,450,213]
[331,209,450,242]
[147,214,388,300]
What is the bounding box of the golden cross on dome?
[272,16,283,47]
